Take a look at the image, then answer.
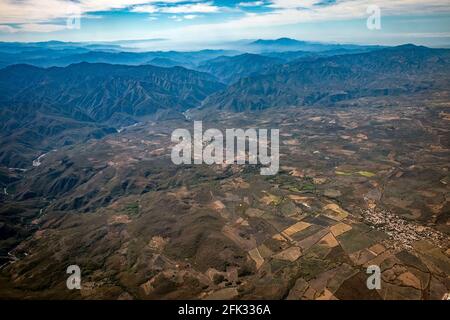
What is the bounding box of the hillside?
[0,62,224,167]
[202,45,450,112]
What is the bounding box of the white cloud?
[0,0,206,33]
[0,23,67,33]
[169,15,183,22]
[19,23,68,33]
[0,0,150,24]
[0,25,17,33]
[0,0,196,24]
[1,0,449,35]
[166,14,201,21]
[197,0,450,30]
[238,1,265,7]
[155,2,219,14]
[184,15,200,20]
[268,0,318,9]
[131,2,219,15]
[146,0,450,43]
[132,5,159,14]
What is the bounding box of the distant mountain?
[202,45,450,112]
[0,62,223,121]
[251,37,312,47]
[0,41,241,68]
[2,43,450,167]
[247,37,383,53]
[198,53,284,84]
[0,39,383,69]
[263,47,380,62]
[46,50,235,68]
[0,62,224,167]
[262,50,318,61]
[148,57,188,68]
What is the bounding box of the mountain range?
[0,41,449,169]
[0,38,382,69]
[0,62,223,167]
[0,38,450,300]
[246,37,384,53]
[202,45,450,111]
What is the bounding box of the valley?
[0,95,449,299]
[0,40,449,300]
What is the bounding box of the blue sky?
[0,0,449,47]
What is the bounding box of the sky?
[0,0,449,47]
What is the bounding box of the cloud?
[0,23,67,33]
[1,0,449,35]
[238,1,266,7]
[132,5,159,14]
[162,2,219,13]
[19,23,68,33]
[268,0,319,9]
[184,15,200,20]
[167,14,201,21]
[0,0,198,25]
[132,2,219,14]
[146,0,450,42]
[203,0,450,29]
[0,0,152,24]
[0,25,16,33]
[0,0,210,33]
[169,15,180,20]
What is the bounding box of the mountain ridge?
[201,44,450,111]
[0,62,225,167]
